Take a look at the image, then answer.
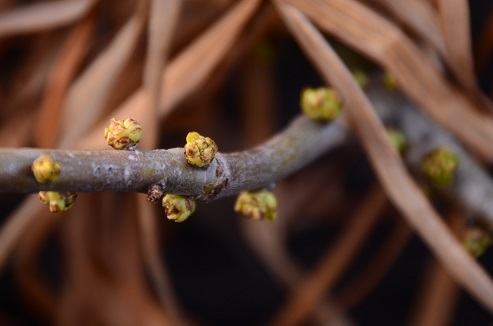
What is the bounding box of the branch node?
[147,183,165,203]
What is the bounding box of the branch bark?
[369,85,493,231]
[0,115,348,198]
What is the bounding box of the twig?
[368,85,493,231]
[0,115,348,196]
[0,0,294,283]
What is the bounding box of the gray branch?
[3,80,491,230]
[368,85,493,231]
[0,115,348,200]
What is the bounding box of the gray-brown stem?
[369,85,493,231]
[0,115,348,200]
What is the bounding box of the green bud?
[387,129,406,154]
[38,191,77,213]
[234,189,277,221]
[184,131,218,167]
[382,71,398,91]
[352,69,369,88]
[300,87,343,122]
[421,147,459,187]
[32,155,61,184]
[162,194,196,223]
[104,118,142,150]
[463,227,492,258]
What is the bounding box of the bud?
[32,155,61,184]
[234,189,277,221]
[382,71,398,91]
[463,227,492,258]
[38,191,77,213]
[352,69,369,89]
[421,147,459,187]
[104,118,142,150]
[300,87,343,122]
[184,132,218,167]
[387,129,406,154]
[162,194,196,223]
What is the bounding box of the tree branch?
[369,85,493,231]
[0,115,348,198]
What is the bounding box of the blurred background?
[1,0,493,325]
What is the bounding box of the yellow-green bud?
[184,132,218,167]
[387,129,406,154]
[300,87,343,122]
[162,194,196,223]
[32,155,61,184]
[463,227,492,258]
[352,70,369,88]
[234,189,277,221]
[421,147,459,187]
[382,71,398,91]
[104,118,142,150]
[38,191,77,213]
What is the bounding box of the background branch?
[369,84,493,231]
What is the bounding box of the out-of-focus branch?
[0,115,348,197]
[275,4,493,314]
[368,84,493,231]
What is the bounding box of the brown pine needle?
[286,0,493,161]
[0,0,97,38]
[34,12,95,148]
[369,0,446,58]
[76,0,261,150]
[270,185,386,326]
[276,1,493,313]
[140,0,181,149]
[60,1,148,148]
[436,0,476,92]
[336,220,411,310]
[411,213,463,326]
